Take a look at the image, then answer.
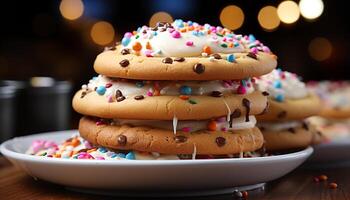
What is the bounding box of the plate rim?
[1,130,314,166]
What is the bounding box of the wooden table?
[0,157,349,200]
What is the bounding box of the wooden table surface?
[0,157,349,200]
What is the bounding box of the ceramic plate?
[1,130,313,196]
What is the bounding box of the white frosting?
[255,69,308,100]
[84,75,254,98]
[258,120,302,131]
[114,116,256,132]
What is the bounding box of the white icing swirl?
[113,116,256,132]
[254,69,308,100]
[83,75,254,98]
[258,120,302,131]
[120,19,271,57]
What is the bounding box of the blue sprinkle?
[179,85,192,95]
[204,23,211,29]
[126,152,135,160]
[117,153,126,158]
[96,86,106,95]
[135,81,144,88]
[110,153,118,158]
[273,80,282,89]
[234,41,239,47]
[187,21,193,26]
[92,76,98,80]
[121,37,131,46]
[174,19,184,28]
[153,31,158,36]
[226,34,234,38]
[249,34,256,42]
[98,147,107,153]
[198,31,205,36]
[137,27,142,32]
[275,94,285,102]
[226,54,236,63]
[192,31,199,36]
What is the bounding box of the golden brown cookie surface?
[79,116,264,155]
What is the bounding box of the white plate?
[308,138,350,164]
[1,130,313,196]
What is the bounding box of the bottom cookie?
[79,116,264,155]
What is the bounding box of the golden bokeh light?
[59,0,84,20]
[258,6,280,31]
[299,0,324,20]
[277,1,300,24]
[308,37,332,61]
[220,5,244,30]
[90,21,115,45]
[149,12,173,27]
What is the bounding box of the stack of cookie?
[255,69,321,151]
[307,81,350,141]
[72,20,277,160]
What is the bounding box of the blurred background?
[0,0,349,140]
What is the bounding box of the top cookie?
[94,19,277,80]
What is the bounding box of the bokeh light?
[258,6,280,31]
[308,37,332,61]
[149,12,173,27]
[90,21,115,45]
[59,0,84,20]
[277,1,300,24]
[299,0,324,20]
[220,5,244,30]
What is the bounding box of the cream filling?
[113,116,256,133]
[258,120,302,132]
[84,75,254,97]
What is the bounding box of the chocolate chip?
[229,109,241,128]
[134,95,144,100]
[302,122,309,130]
[159,27,166,32]
[104,46,116,51]
[117,135,127,146]
[117,96,126,102]
[119,59,130,67]
[115,90,123,98]
[121,48,130,55]
[81,91,87,98]
[242,98,251,122]
[277,111,287,119]
[94,87,97,91]
[288,128,296,133]
[174,136,187,143]
[211,53,222,59]
[162,57,173,64]
[77,148,89,153]
[211,91,223,97]
[262,91,269,96]
[247,52,257,60]
[193,63,205,74]
[216,137,226,147]
[174,57,185,62]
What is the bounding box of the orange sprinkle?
[329,182,338,189]
[132,42,142,51]
[188,26,194,31]
[180,28,187,33]
[207,30,211,34]
[132,31,137,35]
[179,95,189,100]
[71,139,80,147]
[87,148,97,153]
[69,151,74,157]
[207,120,217,131]
[203,45,212,54]
[318,175,328,181]
[228,42,233,48]
[154,89,160,96]
[146,42,152,50]
[54,154,61,158]
[242,191,249,199]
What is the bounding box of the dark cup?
[0,82,17,142]
[23,77,73,134]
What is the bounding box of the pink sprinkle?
[105,83,112,88]
[250,47,258,54]
[124,32,133,38]
[95,156,105,160]
[237,85,247,94]
[171,31,181,38]
[262,46,270,53]
[44,141,57,149]
[186,41,194,46]
[96,120,105,126]
[84,141,92,149]
[223,82,231,88]
[221,127,227,131]
[168,28,175,33]
[147,91,153,96]
[182,127,191,132]
[108,95,114,103]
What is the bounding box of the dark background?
[0,0,349,132]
